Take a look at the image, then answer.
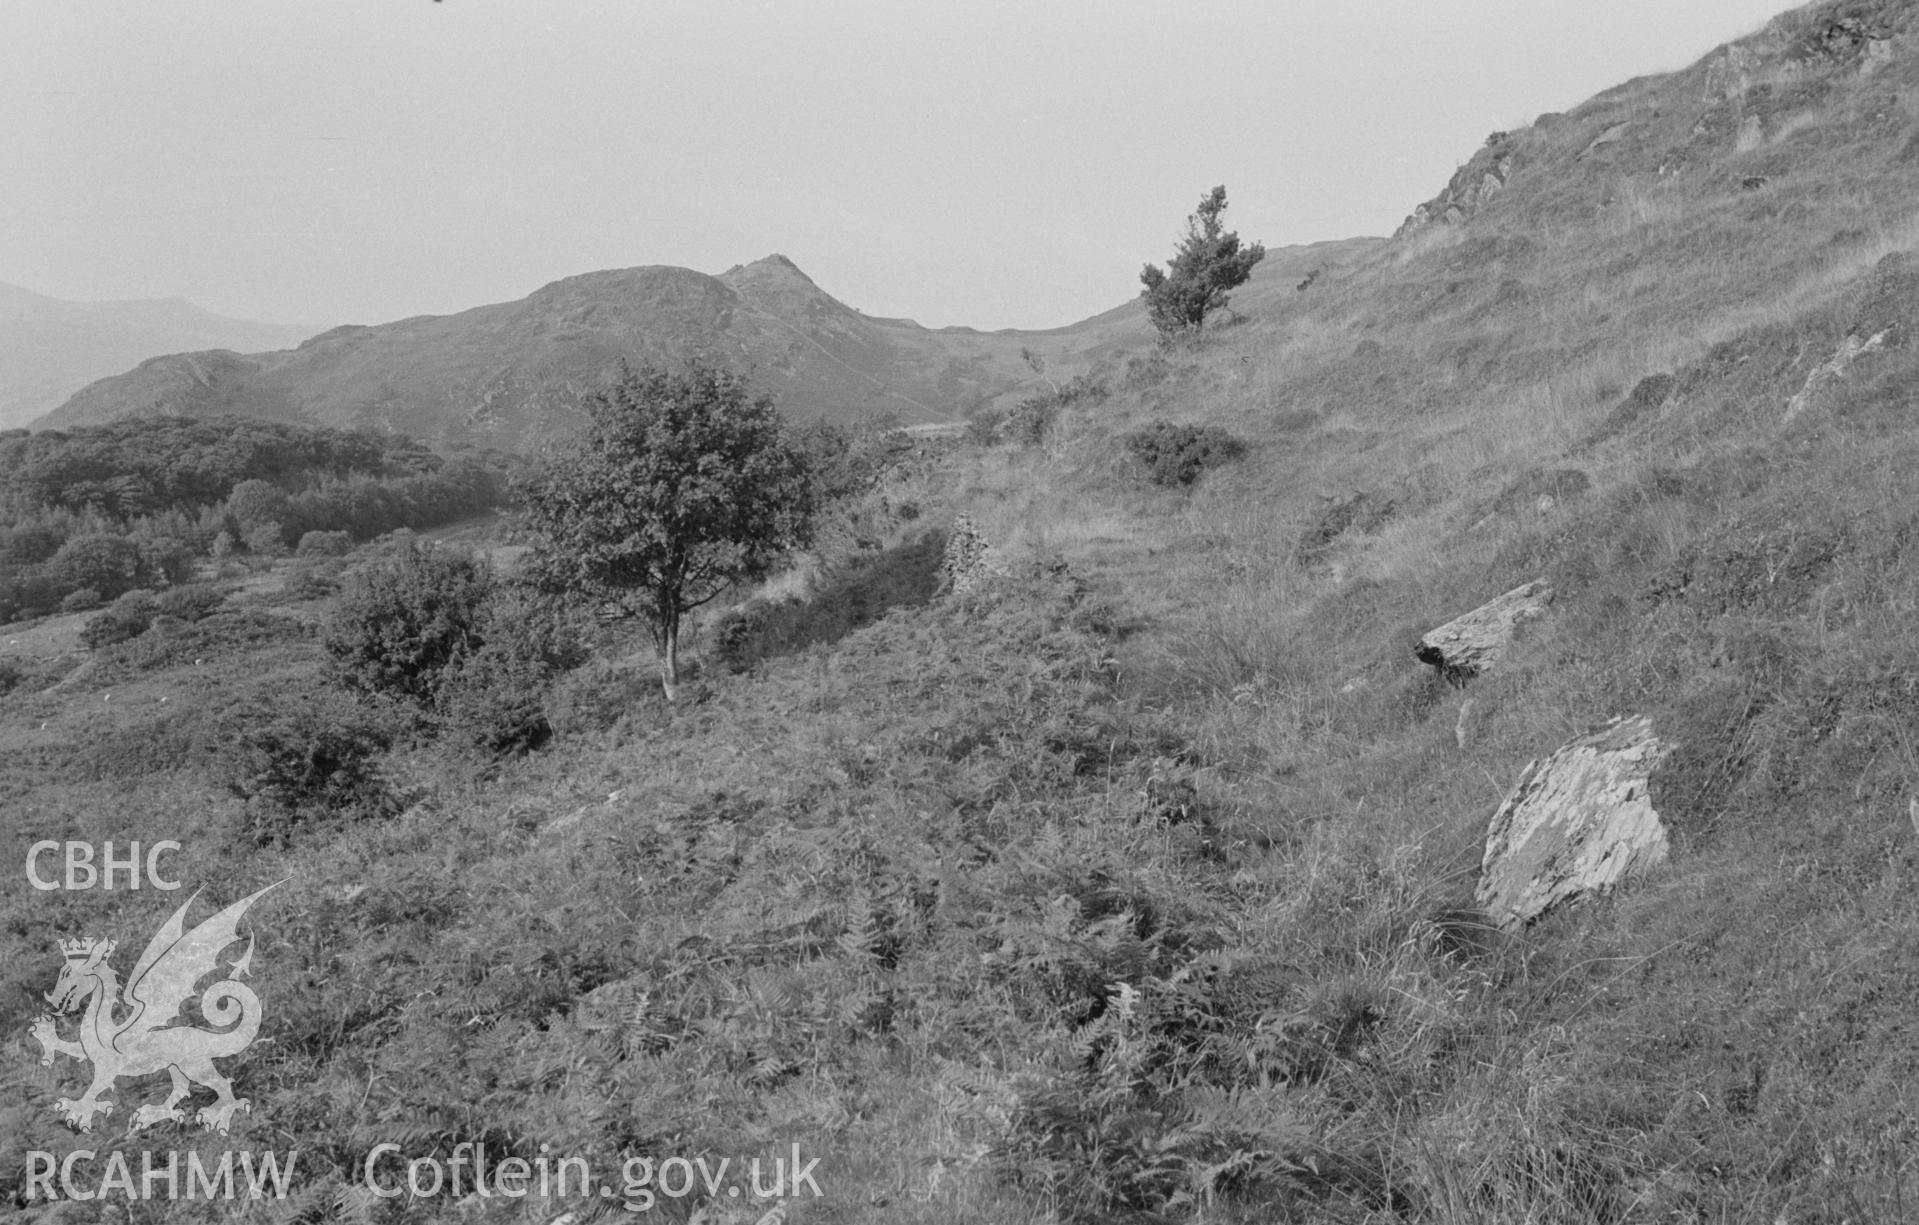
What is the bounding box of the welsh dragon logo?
[30,882,279,1135]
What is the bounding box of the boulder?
[1476,715,1672,929]
[1414,579,1553,680]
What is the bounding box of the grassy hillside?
[9,2,1919,1222]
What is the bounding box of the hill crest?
[36,253,1174,447]
[0,282,319,431]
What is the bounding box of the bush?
[296,530,353,558]
[324,547,581,753]
[434,591,585,754]
[80,589,160,650]
[210,691,398,846]
[1124,422,1247,486]
[1001,375,1109,448]
[435,646,555,755]
[323,543,492,706]
[1003,395,1059,447]
[60,587,103,614]
[155,583,226,622]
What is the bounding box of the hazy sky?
[4,1,1791,332]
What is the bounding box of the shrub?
[435,645,556,755]
[60,587,103,614]
[80,589,160,649]
[324,546,581,753]
[1124,422,1247,486]
[210,691,398,846]
[323,543,492,706]
[1001,374,1109,448]
[433,591,585,754]
[1003,395,1059,447]
[296,530,353,558]
[710,603,764,675]
[154,583,226,622]
[0,657,22,696]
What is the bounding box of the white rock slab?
[1477,714,1672,928]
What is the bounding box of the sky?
[3,1,1795,333]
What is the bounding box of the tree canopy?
[519,360,816,699]
[0,416,436,519]
[1139,185,1266,342]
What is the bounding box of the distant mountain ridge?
[0,283,319,430]
[35,253,1193,450]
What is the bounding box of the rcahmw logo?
[29,881,280,1135]
[26,1148,298,1204]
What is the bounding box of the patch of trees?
[0,417,510,625]
[0,416,438,518]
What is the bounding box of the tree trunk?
[658,610,680,702]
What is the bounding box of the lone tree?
[1139,185,1266,343]
[520,359,816,699]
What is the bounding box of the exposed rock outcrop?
[1477,715,1673,929]
[1788,13,1894,69]
[1784,330,1887,422]
[1414,580,1553,680]
[1395,132,1520,238]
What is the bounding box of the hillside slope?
[0,282,317,430]
[14,3,1919,1223]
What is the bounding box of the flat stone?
[1477,714,1672,928]
[1415,579,1553,680]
